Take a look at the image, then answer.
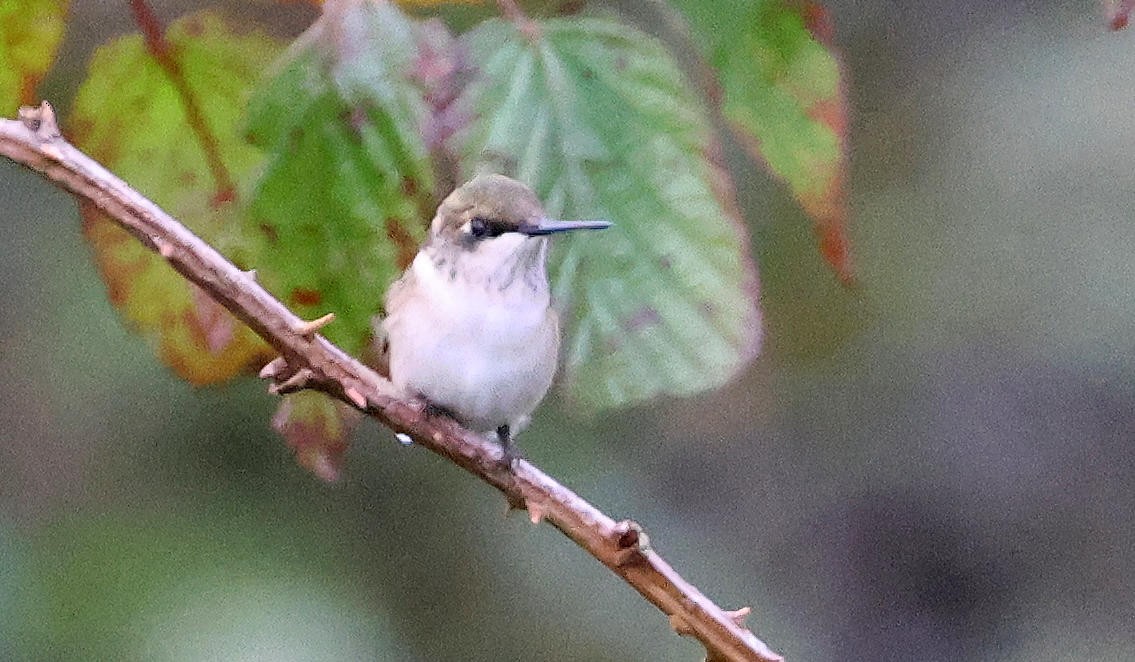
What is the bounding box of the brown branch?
[0,102,784,662]
[128,0,235,203]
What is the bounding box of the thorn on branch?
[268,367,316,395]
[154,236,175,258]
[344,386,367,410]
[671,606,778,662]
[725,607,752,629]
[527,500,546,524]
[294,312,336,338]
[18,101,61,140]
[505,496,522,514]
[612,519,648,566]
[259,356,318,395]
[258,355,289,380]
[669,612,694,638]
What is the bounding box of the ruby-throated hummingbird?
[380,174,611,464]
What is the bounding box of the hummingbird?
[380,174,611,465]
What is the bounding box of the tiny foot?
[496,424,525,470]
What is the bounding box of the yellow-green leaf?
[457,17,762,413]
[0,0,68,113]
[72,11,283,384]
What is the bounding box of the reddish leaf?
[272,392,362,482]
[674,0,854,282]
[1105,0,1135,30]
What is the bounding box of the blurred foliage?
[0,0,850,478]
[272,390,361,481]
[12,512,408,660]
[0,0,67,113]
[8,1,1135,662]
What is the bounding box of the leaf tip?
[271,393,359,482]
[1107,0,1135,29]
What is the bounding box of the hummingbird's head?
[430,174,610,247]
[425,174,611,292]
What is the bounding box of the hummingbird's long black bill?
[520,218,613,236]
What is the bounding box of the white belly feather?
[384,251,559,433]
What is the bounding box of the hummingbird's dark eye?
[469,217,490,238]
[469,216,507,239]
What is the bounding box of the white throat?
[421,233,552,307]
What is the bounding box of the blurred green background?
[4,1,1135,660]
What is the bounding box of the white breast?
[383,249,560,433]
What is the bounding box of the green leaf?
[245,0,435,356]
[673,0,853,281]
[457,17,762,413]
[72,11,283,385]
[0,0,68,113]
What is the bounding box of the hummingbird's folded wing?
[367,268,418,379]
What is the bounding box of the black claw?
[423,401,457,420]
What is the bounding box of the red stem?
[128,0,235,204]
[495,0,541,41]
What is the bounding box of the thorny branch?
[0,102,783,662]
